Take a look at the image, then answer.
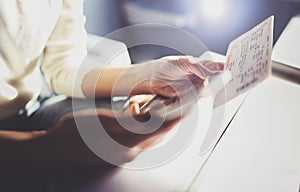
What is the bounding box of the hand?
[115,56,225,98]
[32,96,180,166]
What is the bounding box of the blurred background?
[83,0,300,63]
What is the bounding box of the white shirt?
[0,0,88,119]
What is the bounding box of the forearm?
[82,67,126,97]
[81,65,151,98]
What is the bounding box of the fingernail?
[203,78,209,86]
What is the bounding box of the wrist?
[113,65,142,96]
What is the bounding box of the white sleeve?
[41,0,89,98]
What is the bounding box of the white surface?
[87,34,132,68]
[272,15,300,69]
[191,77,300,192]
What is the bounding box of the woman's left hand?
[115,56,225,98]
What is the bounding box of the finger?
[179,57,209,79]
[176,57,214,80]
[150,82,178,98]
[184,57,226,78]
[129,95,154,108]
[128,95,155,115]
[162,56,217,80]
[122,95,150,115]
[129,102,140,115]
[202,61,225,72]
[193,60,224,74]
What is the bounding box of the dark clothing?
[0,95,125,131]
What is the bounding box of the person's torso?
[0,0,62,119]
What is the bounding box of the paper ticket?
[214,16,274,107]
